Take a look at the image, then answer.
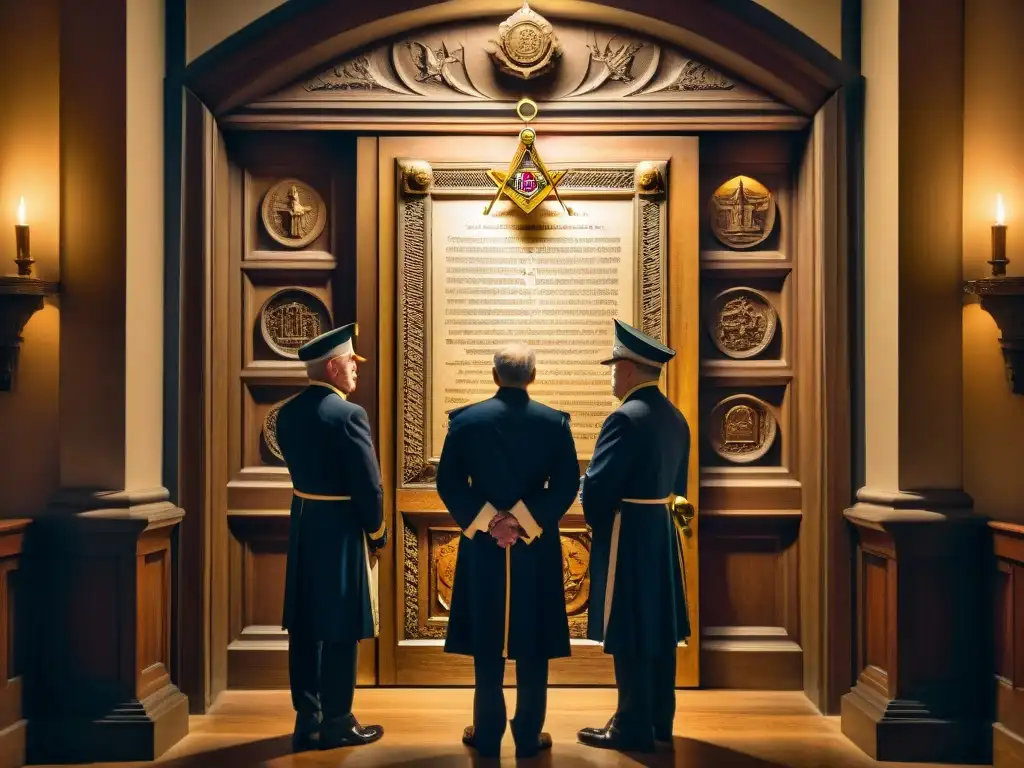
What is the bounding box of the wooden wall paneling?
[221,133,371,688]
[356,136,387,685]
[699,512,802,689]
[992,522,1024,767]
[0,521,29,768]
[697,132,807,692]
[26,513,188,764]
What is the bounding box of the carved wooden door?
[370,135,700,686]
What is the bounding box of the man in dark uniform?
[275,323,387,752]
[437,343,580,759]
[577,319,692,753]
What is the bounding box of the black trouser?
[473,656,549,752]
[288,631,358,722]
[613,653,676,737]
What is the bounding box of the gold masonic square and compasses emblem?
[485,98,568,216]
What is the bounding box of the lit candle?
[991,194,1008,277]
[14,196,33,277]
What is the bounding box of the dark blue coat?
[582,381,691,657]
[437,387,579,660]
[276,382,387,642]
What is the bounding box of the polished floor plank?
[32,689,985,768]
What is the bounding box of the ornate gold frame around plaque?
[708,175,776,250]
[259,287,333,359]
[261,178,328,249]
[709,394,778,464]
[487,2,562,80]
[485,99,568,215]
[707,287,778,359]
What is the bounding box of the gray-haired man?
[438,343,580,759]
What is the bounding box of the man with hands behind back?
[437,343,579,759]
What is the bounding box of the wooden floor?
[36,689,983,768]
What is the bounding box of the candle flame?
[997,194,1006,226]
[16,196,25,226]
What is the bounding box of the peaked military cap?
[297,322,367,364]
[599,318,675,368]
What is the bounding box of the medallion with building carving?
[259,288,332,359]
[709,394,778,463]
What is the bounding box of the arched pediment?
[187,0,857,120]
[236,11,793,122]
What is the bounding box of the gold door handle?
[671,496,696,539]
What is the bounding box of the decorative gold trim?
[293,490,352,501]
[620,379,660,402]
[635,161,664,197]
[400,160,434,196]
[368,519,388,541]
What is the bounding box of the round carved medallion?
[561,534,591,615]
[709,394,778,464]
[260,178,327,249]
[435,535,460,611]
[507,21,547,65]
[262,395,299,462]
[259,288,332,359]
[707,287,778,359]
[708,175,777,249]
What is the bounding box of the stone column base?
[24,489,189,763]
[841,489,990,764]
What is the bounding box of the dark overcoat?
[437,387,579,660]
[582,381,691,657]
[276,382,387,642]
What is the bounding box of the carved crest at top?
[488,2,562,80]
[254,15,778,114]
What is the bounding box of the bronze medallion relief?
[488,2,562,80]
[708,287,778,359]
[259,288,332,359]
[262,395,297,462]
[261,179,327,248]
[708,175,776,249]
[709,394,778,463]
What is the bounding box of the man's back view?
[437,343,579,759]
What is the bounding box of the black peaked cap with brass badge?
[599,318,675,367]
[297,322,367,363]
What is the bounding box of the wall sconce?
[964,194,1024,394]
[0,196,59,391]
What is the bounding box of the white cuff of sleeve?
[509,500,542,544]
[463,502,498,539]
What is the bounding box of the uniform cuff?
[509,500,542,543]
[464,502,499,538]
[368,519,387,542]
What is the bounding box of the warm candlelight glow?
[16,196,25,226]
[996,194,1006,226]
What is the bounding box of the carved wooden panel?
[221,134,371,690]
[0,520,28,768]
[699,514,801,689]
[249,16,788,119]
[136,528,173,701]
[992,523,1024,766]
[402,513,594,641]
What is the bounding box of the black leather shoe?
[577,723,655,753]
[320,714,383,749]
[462,725,501,759]
[514,732,552,759]
[292,713,320,752]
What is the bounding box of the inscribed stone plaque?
[430,199,636,458]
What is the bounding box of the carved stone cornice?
[244,17,781,120]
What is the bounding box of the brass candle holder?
[990,193,1009,277]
